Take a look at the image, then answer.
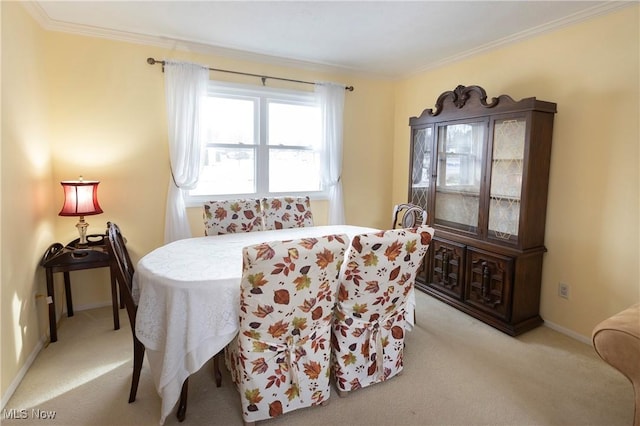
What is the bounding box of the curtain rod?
[146,57,354,92]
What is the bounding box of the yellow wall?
[1,1,394,401]
[1,0,638,404]
[1,2,56,399]
[393,5,640,337]
[43,32,395,261]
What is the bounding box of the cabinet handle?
[481,262,490,300]
[442,251,450,286]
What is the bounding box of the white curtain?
[316,82,346,225]
[163,60,209,243]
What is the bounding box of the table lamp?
[58,176,103,248]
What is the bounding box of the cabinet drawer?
[465,248,513,320]
[428,239,465,299]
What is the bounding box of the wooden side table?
[40,233,120,342]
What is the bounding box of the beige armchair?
[592,303,640,426]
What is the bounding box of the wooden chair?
[106,222,222,422]
[225,234,348,424]
[391,204,429,326]
[105,222,145,405]
[392,203,427,229]
[331,226,434,396]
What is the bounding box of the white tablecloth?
[133,225,380,424]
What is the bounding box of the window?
[186,82,326,205]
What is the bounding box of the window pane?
[190,147,255,195]
[268,102,320,147]
[269,148,321,192]
[186,82,327,202]
[410,127,432,210]
[203,97,255,145]
[437,123,484,189]
[434,122,485,232]
[488,118,526,241]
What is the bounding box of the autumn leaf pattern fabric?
[225,234,348,423]
[262,196,314,230]
[203,199,263,235]
[332,226,434,394]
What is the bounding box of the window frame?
[185,81,329,207]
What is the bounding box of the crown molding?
[22,1,634,81]
[404,1,635,78]
[20,1,380,79]
[20,1,49,28]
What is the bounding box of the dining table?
[134,224,419,424]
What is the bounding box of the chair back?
[106,222,137,330]
[106,221,149,404]
[392,203,427,229]
[203,199,262,235]
[261,196,314,230]
[228,233,347,422]
[332,226,434,393]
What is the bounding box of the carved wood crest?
[425,85,501,117]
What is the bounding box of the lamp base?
[75,217,89,248]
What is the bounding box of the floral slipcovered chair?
[331,226,434,395]
[203,199,263,235]
[261,196,314,230]
[225,234,348,424]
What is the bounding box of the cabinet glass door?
[488,118,526,242]
[434,121,485,233]
[410,126,433,208]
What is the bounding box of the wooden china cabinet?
[408,85,556,335]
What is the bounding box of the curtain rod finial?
[147,57,157,65]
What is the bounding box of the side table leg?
[64,272,73,317]
[46,268,57,343]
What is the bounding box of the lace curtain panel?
[162,63,347,239]
[316,82,346,225]
[163,60,209,243]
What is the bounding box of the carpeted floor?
[2,292,634,425]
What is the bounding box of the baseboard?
[65,300,113,314]
[2,300,115,409]
[543,319,592,345]
[1,335,46,410]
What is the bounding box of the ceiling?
[30,1,630,78]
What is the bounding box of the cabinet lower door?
[429,239,465,299]
[465,248,513,321]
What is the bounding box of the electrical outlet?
[558,282,570,299]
